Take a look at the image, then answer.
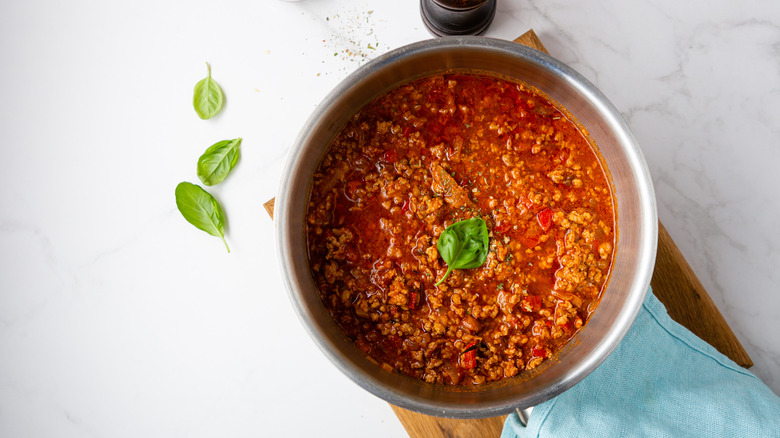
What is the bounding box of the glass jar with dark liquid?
[420,0,497,36]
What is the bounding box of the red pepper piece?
[383,149,397,163]
[532,346,546,358]
[537,207,553,231]
[409,291,418,309]
[460,341,477,369]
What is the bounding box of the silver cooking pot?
[275,37,657,418]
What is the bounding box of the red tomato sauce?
[306,73,615,385]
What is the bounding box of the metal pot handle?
[515,406,534,427]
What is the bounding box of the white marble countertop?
[1,0,778,436]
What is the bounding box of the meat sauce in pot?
[306,73,615,385]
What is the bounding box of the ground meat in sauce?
[306,73,615,385]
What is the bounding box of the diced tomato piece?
[518,197,535,210]
[532,346,546,358]
[460,341,477,369]
[494,223,511,235]
[345,180,362,199]
[385,334,402,350]
[383,149,397,163]
[388,306,400,321]
[522,295,542,312]
[519,235,539,248]
[400,199,409,213]
[537,207,553,231]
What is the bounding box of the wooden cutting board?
[263,29,752,437]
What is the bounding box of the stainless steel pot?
[276,37,657,418]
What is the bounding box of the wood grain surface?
[264,29,751,437]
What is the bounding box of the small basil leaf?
[193,62,224,120]
[175,182,230,252]
[197,137,242,186]
[435,217,489,286]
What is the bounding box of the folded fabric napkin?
[502,288,780,437]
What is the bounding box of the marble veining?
[0,0,778,436]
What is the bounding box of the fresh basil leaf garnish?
[175,182,229,252]
[193,62,224,120]
[435,217,489,286]
[197,137,241,186]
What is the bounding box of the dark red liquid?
[435,0,488,8]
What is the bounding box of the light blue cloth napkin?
[502,288,780,437]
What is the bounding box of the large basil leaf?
[435,217,489,286]
[193,62,224,120]
[197,137,242,186]
[175,182,229,252]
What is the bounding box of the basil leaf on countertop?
[197,137,241,186]
[435,217,489,286]
[175,182,230,252]
[193,62,224,120]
